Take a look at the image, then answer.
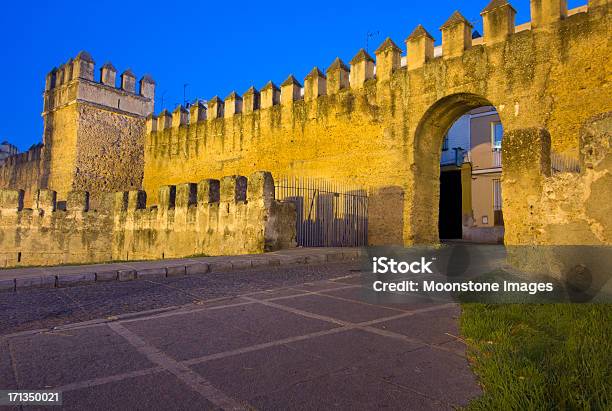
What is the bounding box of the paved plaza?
[0,254,485,410]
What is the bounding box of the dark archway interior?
[439,169,462,239]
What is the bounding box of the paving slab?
[273,293,401,323]
[320,285,440,311]
[353,346,482,407]
[0,338,18,390]
[246,287,312,301]
[250,366,443,410]
[191,345,332,399]
[0,260,482,409]
[371,305,461,344]
[59,371,213,411]
[201,302,339,342]
[123,310,272,361]
[286,329,424,370]
[8,325,155,389]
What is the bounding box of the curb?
[0,249,364,293]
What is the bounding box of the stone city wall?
[0,144,44,207]
[142,1,611,247]
[0,171,296,268]
[0,189,113,267]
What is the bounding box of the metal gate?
[275,176,368,247]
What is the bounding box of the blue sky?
[1,0,584,151]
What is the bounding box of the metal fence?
[275,176,368,247]
[551,152,581,174]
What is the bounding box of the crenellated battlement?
[112,171,296,258]
[0,187,114,267]
[1,144,43,167]
[43,51,155,117]
[0,144,45,207]
[0,171,297,267]
[143,0,605,186]
[0,187,110,216]
[1,169,296,266]
[147,1,600,129]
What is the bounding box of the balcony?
[492,150,502,168]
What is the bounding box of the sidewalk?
[0,248,364,292]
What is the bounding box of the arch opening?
[410,93,506,245]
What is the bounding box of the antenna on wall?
[183,83,189,107]
[160,90,167,111]
[366,31,379,53]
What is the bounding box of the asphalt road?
[0,261,481,410]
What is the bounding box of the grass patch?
[461,304,611,409]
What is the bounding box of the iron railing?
[492,149,502,168]
[551,152,581,174]
[275,176,368,247]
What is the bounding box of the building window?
[491,122,503,150]
[442,135,449,151]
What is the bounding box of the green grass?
[461,304,611,410]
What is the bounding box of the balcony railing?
[492,150,502,168]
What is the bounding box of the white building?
[0,141,18,166]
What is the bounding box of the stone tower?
[41,51,155,207]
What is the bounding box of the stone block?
[197,179,220,204]
[185,263,209,275]
[0,189,24,211]
[114,192,128,212]
[326,252,345,262]
[247,171,274,206]
[208,261,233,273]
[15,275,56,289]
[230,259,252,270]
[67,191,90,212]
[278,255,307,265]
[220,175,247,203]
[326,57,350,94]
[96,270,118,281]
[481,0,516,44]
[243,86,260,113]
[136,267,167,279]
[342,249,361,260]
[118,269,136,281]
[57,272,96,287]
[250,258,270,267]
[166,266,186,276]
[36,189,57,214]
[267,258,282,266]
[128,190,146,211]
[0,279,15,292]
[175,183,197,208]
[305,254,327,264]
[159,185,176,210]
[304,67,327,101]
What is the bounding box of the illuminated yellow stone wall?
[144,2,611,246]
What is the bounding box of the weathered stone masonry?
[143,0,610,249]
[0,51,155,209]
[0,0,610,274]
[0,172,296,267]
